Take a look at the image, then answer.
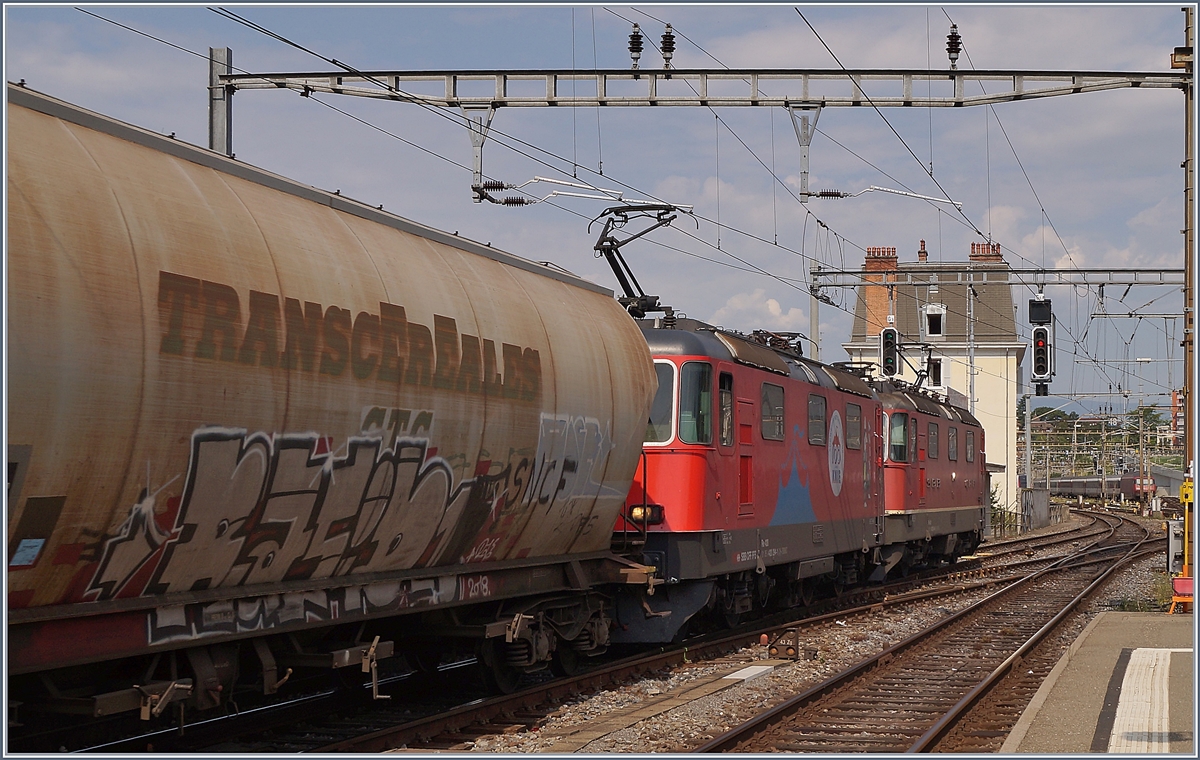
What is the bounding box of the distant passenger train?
[1049,474,1155,501]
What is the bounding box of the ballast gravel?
[469,516,1171,754]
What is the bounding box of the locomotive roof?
[6,83,613,297]
[639,318,981,423]
[876,386,982,428]
[639,318,874,398]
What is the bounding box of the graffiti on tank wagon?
[84,421,478,602]
[81,410,615,611]
[525,414,614,524]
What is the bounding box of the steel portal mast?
[206,13,1194,379]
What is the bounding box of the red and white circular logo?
[828,410,845,496]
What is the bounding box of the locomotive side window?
[761,383,785,441]
[846,404,862,449]
[889,412,908,462]
[965,430,976,462]
[808,395,827,445]
[948,426,958,460]
[646,362,677,443]
[679,362,713,444]
[719,372,734,447]
[928,422,939,459]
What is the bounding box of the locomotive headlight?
[952,472,957,481]
[629,504,664,525]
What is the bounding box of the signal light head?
[880,327,900,376]
[1031,326,1052,381]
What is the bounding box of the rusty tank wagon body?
[6,84,657,721]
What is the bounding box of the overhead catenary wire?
[209,5,848,263]
[201,8,868,312]
[795,8,983,239]
[941,8,1129,393]
[618,8,1105,345]
[75,7,1169,393]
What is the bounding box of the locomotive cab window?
[846,404,862,450]
[719,372,734,447]
[808,395,827,445]
[679,362,713,444]
[646,361,677,444]
[928,422,939,459]
[889,412,908,462]
[761,383,785,441]
[965,430,976,462]
[948,426,958,461]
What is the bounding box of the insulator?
[661,24,675,69]
[817,189,845,198]
[479,179,507,191]
[661,310,677,329]
[629,24,643,68]
[946,24,962,70]
[501,196,528,206]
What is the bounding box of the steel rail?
[907,522,1152,752]
[695,515,1146,753]
[312,570,1015,753]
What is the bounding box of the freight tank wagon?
[6,84,656,717]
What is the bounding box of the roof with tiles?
[847,240,1021,346]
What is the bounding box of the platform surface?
[1003,611,1195,754]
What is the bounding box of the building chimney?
[862,247,897,335]
[970,241,1003,263]
[864,246,898,271]
[917,239,928,263]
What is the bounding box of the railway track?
[977,511,1107,559]
[50,514,1159,753]
[696,514,1152,753]
[77,562,1018,752]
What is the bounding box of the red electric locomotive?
[873,387,987,577]
[611,318,987,642]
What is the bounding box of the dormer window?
[923,303,946,339]
[928,358,943,388]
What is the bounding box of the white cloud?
[3,4,1184,400]
[707,289,808,333]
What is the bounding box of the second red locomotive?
[612,318,988,642]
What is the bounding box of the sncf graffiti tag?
[157,271,541,401]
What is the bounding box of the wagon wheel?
[722,609,744,629]
[831,575,847,598]
[797,577,815,607]
[550,641,582,677]
[476,639,522,694]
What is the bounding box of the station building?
[842,241,1026,524]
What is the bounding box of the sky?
[4,3,1191,418]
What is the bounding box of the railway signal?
[1028,297,1052,325]
[1031,326,1051,378]
[880,327,899,376]
[1029,298,1053,395]
[1030,324,1053,397]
